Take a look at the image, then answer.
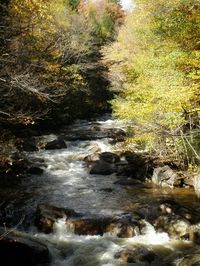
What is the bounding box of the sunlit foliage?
[104,0,200,165]
[79,0,124,43]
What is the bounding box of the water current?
[1,115,200,265]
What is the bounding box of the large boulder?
[35,204,141,238]
[154,215,190,238]
[152,165,181,187]
[66,216,136,238]
[0,228,50,266]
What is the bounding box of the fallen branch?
[0,214,25,240]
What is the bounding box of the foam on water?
[34,217,183,266]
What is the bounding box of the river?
[1,115,200,265]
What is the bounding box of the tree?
[104,0,200,165]
[78,0,124,44]
[0,0,95,125]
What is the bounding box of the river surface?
[1,115,200,265]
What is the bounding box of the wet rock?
[158,199,199,223]
[35,204,79,233]
[154,215,190,238]
[152,165,181,188]
[178,252,200,266]
[66,216,137,238]
[107,128,127,142]
[106,222,135,238]
[45,138,67,150]
[121,151,144,164]
[27,166,44,175]
[85,152,120,169]
[89,160,116,175]
[84,153,100,164]
[116,151,148,179]
[36,205,140,238]
[0,227,51,266]
[114,245,156,263]
[99,152,120,164]
[66,217,106,236]
[182,176,193,187]
[87,143,101,154]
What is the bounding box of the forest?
[0,0,199,174]
[104,0,200,169]
[0,0,123,173]
[0,1,200,265]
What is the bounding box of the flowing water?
[1,115,200,265]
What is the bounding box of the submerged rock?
[114,245,156,263]
[114,178,143,186]
[0,227,50,266]
[178,248,200,266]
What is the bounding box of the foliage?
[104,0,200,165]
[79,0,124,44]
[0,0,122,127]
[0,0,124,172]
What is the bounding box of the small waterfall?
[35,216,187,266]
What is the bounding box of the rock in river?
[0,227,51,266]
[35,204,141,238]
[152,165,181,187]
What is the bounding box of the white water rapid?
[2,115,199,265]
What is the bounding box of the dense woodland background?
[0,0,199,175]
